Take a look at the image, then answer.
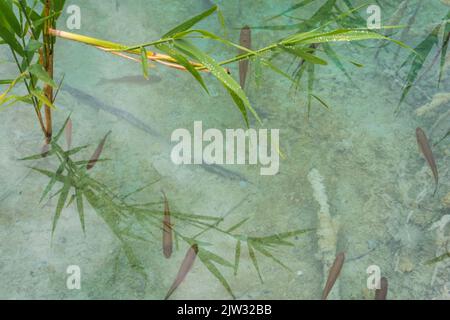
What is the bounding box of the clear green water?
[0,0,449,300]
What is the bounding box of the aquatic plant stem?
[95,46,209,72]
[43,0,54,143]
[49,29,206,70]
[9,49,47,136]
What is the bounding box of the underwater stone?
[398,256,414,273]
[442,192,450,208]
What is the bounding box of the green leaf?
[74,159,110,166]
[251,241,291,271]
[174,29,257,56]
[0,25,24,56]
[397,25,439,111]
[28,64,57,88]
[0,0,22,35]
[39,162,65,203]
[156,43,208,93]
[0,94,33,110]
[310,94,330,110]
[140,47,149,80]
[170,211,222,222]
[435,129,450,146]
[226,218,250,233]
[266,0,316,21]
[53,115,72,143]
[285,29,412,51]
[0,79,13,85]
[163,5,218,38]
[281,46,328,65]
[30,167,63,181]
[30,89,56,109]
[252,229,314,245]
[20,149,55,161]
[225,87,248,126]
[217,8,227,38]
[200,259,235,299]
[25,39,42,53]
[322,43,353,81]
[66,194,76,208]
[306,63,315,117]
[30,10,62,28]
[248,244,263,283]
[52,174,71,236]
[438,29,450,86]
[426,252,450,265]
[174,39,260,125]
[0,72,26,104]
[199,248,234,268]
[260,59,296,83]
[53,0,67,18]
[234,240,241,276]
[75,188,85,234]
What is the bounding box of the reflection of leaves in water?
[427,252,450,265]
[258,0,385,114]
[397,10,450,112]
[21,118,313,298]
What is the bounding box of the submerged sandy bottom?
[0,0,449,299]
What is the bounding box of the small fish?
[65,117,72,150]
[165,244,199,300]
[96,75,161,86]
[200,164,251,184]
[239,26,252,89]
[162,191,173,259]
[63,85,160,137]
[416,128,439,195]
[87,131,112,170]
[375,277,388,300]
[322,252,345,300]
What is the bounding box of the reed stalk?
[49,29,205,71]
[43,0,54,143]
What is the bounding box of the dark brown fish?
[87,131,112,170]
[239,26,252,89]
[65,118,72,150]
[375,277,388,300]
[322,252,345,300]
[165,244,199,300]
[162,191,173,259]
[416,128,439,195]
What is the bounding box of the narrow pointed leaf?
[28,64,57,88]
[200,259,235,299]
[199,248,234,268]
[39,162,65,203]
[75,188,85,233]
[234,240,241,276]
[156,43,208,93]
[174,39,261,125]
[163,5,218,38]
[248,244,263,283]
[52,175,71,236]
[140,47,149,80]
[251,242,291,271]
